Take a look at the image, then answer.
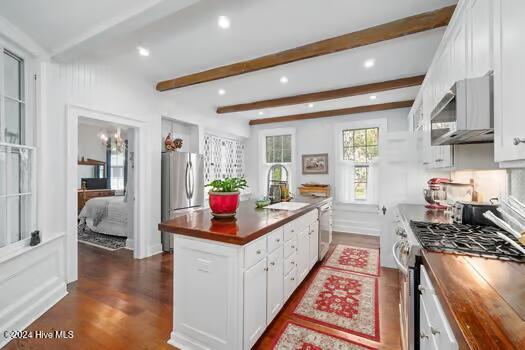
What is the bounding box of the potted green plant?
[206,177,248,218]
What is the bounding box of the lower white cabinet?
[244,257,268,349]
[170,207,325,350]
[266,247,284,323]
[296,227,310,283]
[419,266,458,350]
[309,222,319,269]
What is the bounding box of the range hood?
[430,73,494,145]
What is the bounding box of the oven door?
[394,239,415,350]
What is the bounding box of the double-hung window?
[336,126,380,203]
[259,129,295,196]
[110,150,126,191]
[0,47,35,249]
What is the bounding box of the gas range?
[410,221,525,263]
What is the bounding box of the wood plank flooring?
[4,233,400,350]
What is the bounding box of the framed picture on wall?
[302,153,328,174]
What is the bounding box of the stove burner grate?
[410,221,525,263]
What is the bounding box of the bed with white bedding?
[79,196,128,237]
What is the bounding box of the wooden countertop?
[422,250,525,350]
[158,196,332,245]
[398,204,525,349]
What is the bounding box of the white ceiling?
[0,0,458,125]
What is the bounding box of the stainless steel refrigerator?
[161,151,204,251]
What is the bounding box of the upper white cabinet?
[467,0,493,79]
[493,0,525,162]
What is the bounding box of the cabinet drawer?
[245,236,267,269]
[420,298,439,350]
[284,252,296,275]
[267,227,284,253]
[284,237,297,258]
[284,221,299,242]
[284,267,297,300]
[419,266,458,350]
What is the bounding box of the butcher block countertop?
[158,196,332,245]
[399,204,525,350]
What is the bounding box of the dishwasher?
[318,202,333,260]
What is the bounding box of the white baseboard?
[0,280,67,348]
[146,244,163,257]
[168,331,208,350]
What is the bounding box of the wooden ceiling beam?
[156,5,455,91]
[248,100,414,125]
[217,75,424,113]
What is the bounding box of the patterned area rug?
[78,229,126,251]
[323,245,379,276]
[272,321,377,350]
[294,267,380,341]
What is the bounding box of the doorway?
[66,105,149,283]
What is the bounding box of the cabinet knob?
[256,249,262,254]
[420,332,429,340]
[270,261,276,266]
[291,245,295,249]
[291,277,295,281]
[291,261,295,265]
[276,238,280,243]
[263,267,268,271]
[513,137,525,145]
[430,327,440,336]
[435,158,443,162]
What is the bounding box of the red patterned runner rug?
[323,245,380,276]
[271,321,377,350]
[293,267,380,341]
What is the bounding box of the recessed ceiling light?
[308,103,314,108]
[218,89,226,95]
[364,58,375,68]
[258,111,264,115]
[218,16,231,29]
[137,46,150,57]
[280,76,289,84]
[369,95,377,100]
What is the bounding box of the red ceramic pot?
[208,191,240,217]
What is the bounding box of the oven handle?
[393,239,408,275]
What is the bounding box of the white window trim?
[333,119,387,205]
[0,38,36,257]
[258,127,296,197]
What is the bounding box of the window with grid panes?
[342,127,378,200]
[0,48,35,249]
[265,135,292,163]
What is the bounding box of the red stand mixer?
[423,178,450,209]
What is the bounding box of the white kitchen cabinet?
[493,0,525,162]
[309,222,319,269]
[244,257,268,349]
[266,247,284,323]
[419,266,458,350]
[296,227,310,284]
[467,0,492,79]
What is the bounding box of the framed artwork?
[302,153,328,174]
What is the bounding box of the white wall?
[246,108,412,236]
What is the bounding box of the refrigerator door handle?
[185,161,191,199]
[189,160,195,199]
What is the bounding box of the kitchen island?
[159,196,332,350]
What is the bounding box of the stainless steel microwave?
[430,73,494,145]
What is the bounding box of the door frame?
[65,104,149,283]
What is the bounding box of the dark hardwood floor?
[5,233,400,350]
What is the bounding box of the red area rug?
[293,267,380,341]
[323,245,380,276]
[271,321,377,350]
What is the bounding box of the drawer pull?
[263,267,269,271]
[420,332,429,340]
[430,327,440,336]
[291,261,295,265]
[291,245,295,249]
[270,261,276,266]
[276,238,281,243]
[256,249,262,254]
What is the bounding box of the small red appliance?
[423,178,449,210]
